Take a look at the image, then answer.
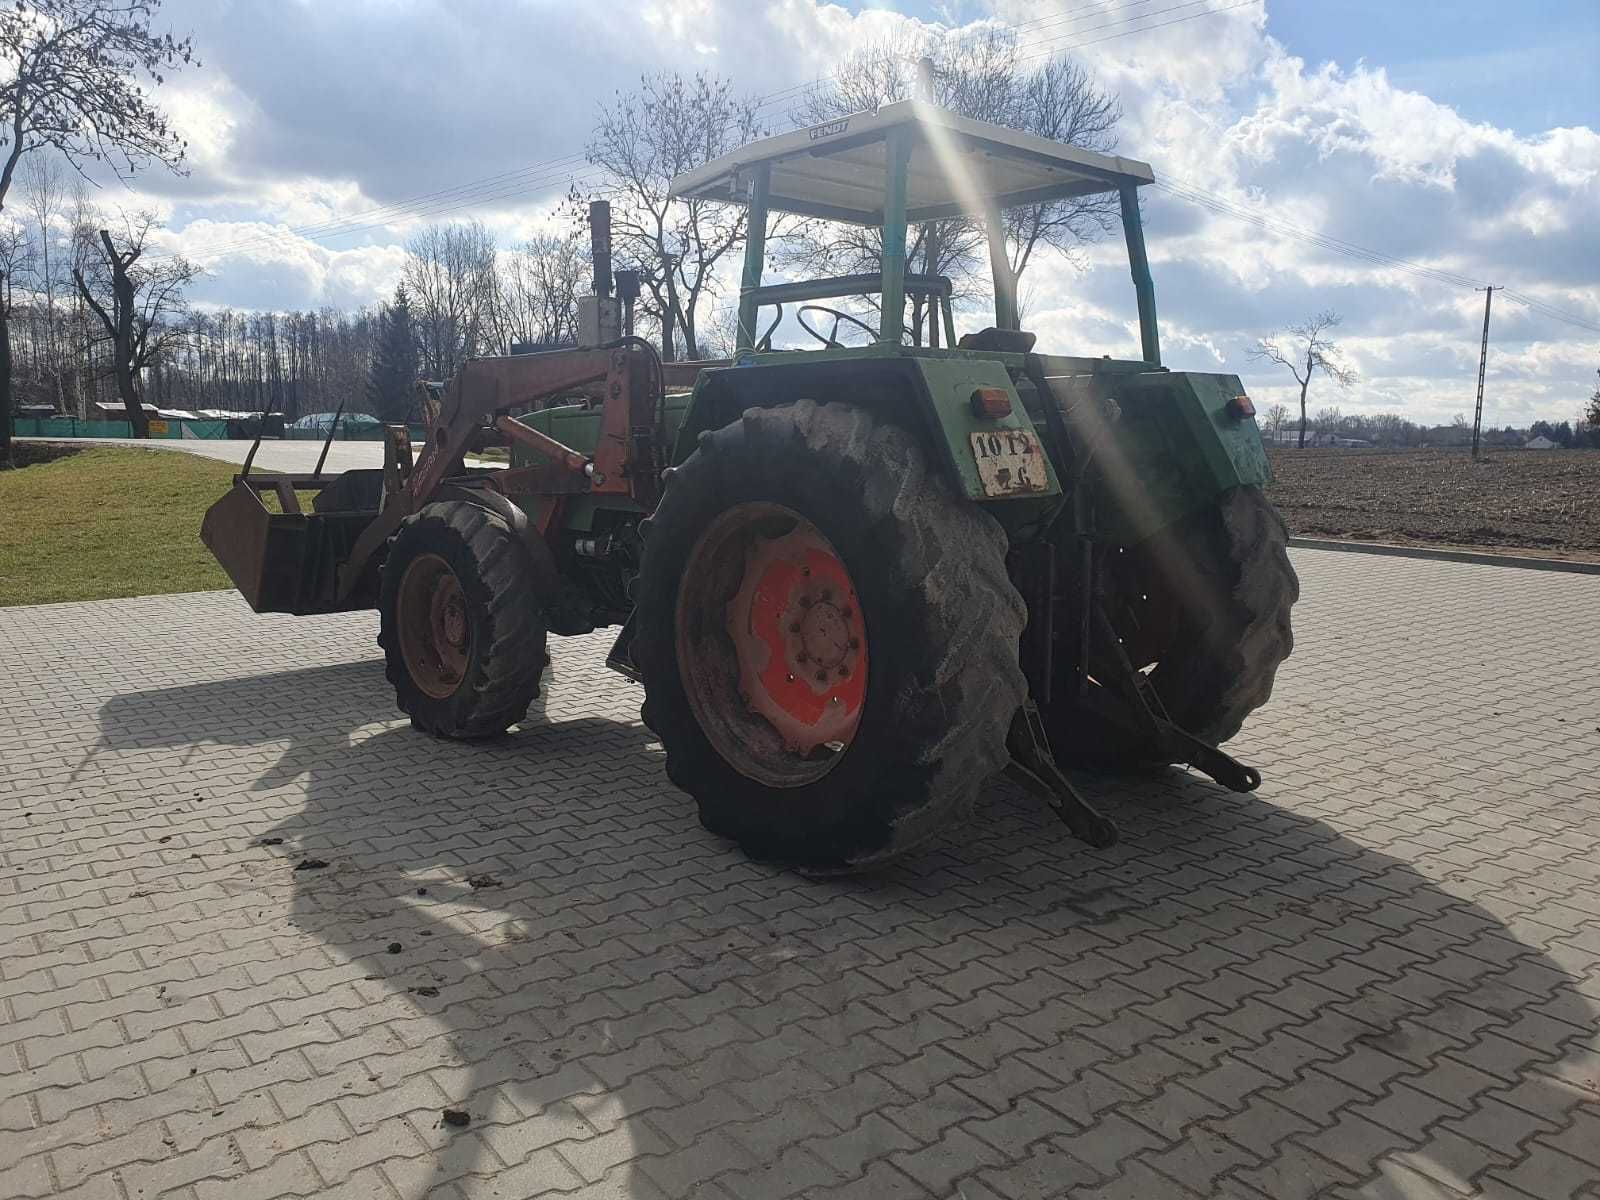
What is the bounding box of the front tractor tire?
[378,501,548,739]
[1048,485,1298,767]
[633,400,1028,871]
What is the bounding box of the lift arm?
[336,341,664,600]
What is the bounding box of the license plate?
[969,429,1048,496]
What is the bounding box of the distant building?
[1524,435,1558,450]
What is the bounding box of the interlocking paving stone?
[2,548,1597,1198]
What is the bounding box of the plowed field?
[1265,447,1600,561]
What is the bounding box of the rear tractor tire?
[633,400,1028,871]
[1047,485,1298,767]
[378,501,549,739]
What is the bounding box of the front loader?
[203,99,1297,871]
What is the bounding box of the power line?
[159,4,1257,261]
[1153,178,1600,333]
[1010,0,1261,65]
[1156,179,1485,288]
[942,0,1166,54]
[1499,289,1600,334]
[144,4,1597,341]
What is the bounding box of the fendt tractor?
[202,100,1298,870]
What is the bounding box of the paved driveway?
[1,550,1597,1200]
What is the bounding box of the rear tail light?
[970,387,1012,419]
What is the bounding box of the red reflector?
[970,387,1012,418]
[1228,394,1256,419]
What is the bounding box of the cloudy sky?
[101,0,1599,425]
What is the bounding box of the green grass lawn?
[0,445,239,606]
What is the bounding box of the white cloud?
[95,0,1597,424]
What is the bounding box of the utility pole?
[1471,285,1500,461]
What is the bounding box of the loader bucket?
[200,471,384,615]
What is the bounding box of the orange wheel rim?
[397,553,470,700]
[727,524,867,754]
[675,503,868,787]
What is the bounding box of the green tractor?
[203,100,1296,870]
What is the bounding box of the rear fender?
[1064,370,1270,544]
[434,486,593,635]
[675,354,1062,506]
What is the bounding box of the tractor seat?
[958,328,1037,354]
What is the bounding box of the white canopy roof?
[669,99,1154,226]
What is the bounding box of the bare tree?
[1248,311,1357,449]
[402,220,498,380]
[0,0,194,455]
[1005,53,1121,279]
[65,179,97,418]
[698,304,741,361]
[789,29,1119,341]
[496,231,586,351]
[0,217,32,436]
[22,157,65,413]
[580,72,761,360]
[72,212,199,435]
[787,45,983,343]
[1262,402,1290,444]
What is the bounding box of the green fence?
[14,417,231,440]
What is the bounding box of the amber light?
[1228,394,1256,419]
[970,387,1012,418]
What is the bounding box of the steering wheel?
[798,304,878,348]
[755,305,782,352]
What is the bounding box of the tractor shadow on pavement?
[95,651,1599,1200]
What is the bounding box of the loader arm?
[336,341,665,600]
